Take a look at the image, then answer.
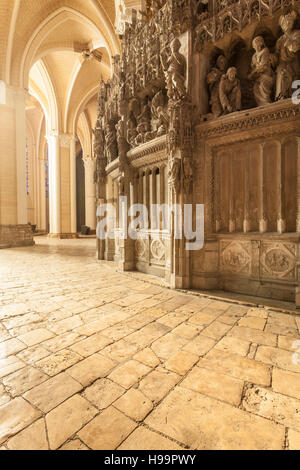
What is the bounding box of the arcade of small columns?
[104,163,168,248]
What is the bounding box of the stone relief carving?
[195,0,296,51]
[151,239,166,262]
[94,0,194,205]
[204,10,300,117]
[135,238,146,259]
[220,241,251,274]
[91,0,300,302]
[260,242,296,280]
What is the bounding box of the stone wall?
[0,225,35,249]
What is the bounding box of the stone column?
[83,155,96,231]
[259,143,267,233]
[69,136,77,234]
[215,156,221,232]
[145,169,150,229]
[0,83,34,248]
[159,166,165,230]
[243,152,250,233]
[46,132,61,235]
[277,141,286,234]
[46,133,78,238]
[296,137,300,232]
[229,155,235,233]
[38,156,47,232]
[150,167,157,229]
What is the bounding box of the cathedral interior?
[1,0,300,451]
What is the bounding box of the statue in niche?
[219,67,241,114]
[168,156,181,193]
[127,111,137,148]
[248,36,275,106]
[183,156,193,194]
[137,96,151,131]
[116,119,129,157]
[275,11,300,100]
[135,122,147,146]
[105,122,117,164]
[93,119,104,158]
[118,174,125,197]
[150,87,169,137]
[161,38,187,102]
[151,87,165,116]
[93,120,105,184]
[206,55,227,118]
[97,79,107,118]
[156,106,169,136]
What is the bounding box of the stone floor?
[0,237,300,450]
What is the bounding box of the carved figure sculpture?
[151,87,165,116]
[168,156,181,193]
[183,156,193,194]
[127,111,137,147]
[156,106,169,136]
[249,36,275,106]
[135,122,147,146]
[116,119,129,157]
[207,55,227,117]
[137,96,151,131]
[93,119,104,158]
[219,67,241,114]
[161,38,187,102]
[149,87,168,137]
[275,11,300,100]
[118,174,125,196]
[105,122,117,164]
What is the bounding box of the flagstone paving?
[0,237,300,450]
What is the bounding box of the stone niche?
[191,100,300,302]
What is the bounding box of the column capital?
[83,154,96,169]
[46,132,76,147]
[60,133,77,148]
[0,83,28,107]
[46,131,59,143]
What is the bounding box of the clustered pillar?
[83,155,96,232]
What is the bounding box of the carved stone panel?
[260,241,296,281]
[220,240,251,275]
[135,238,147,260]
[150,238,166,265]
